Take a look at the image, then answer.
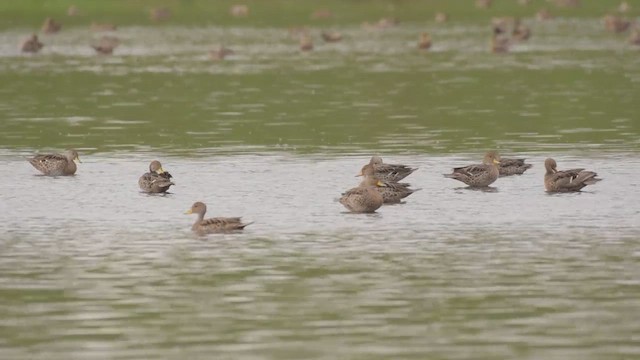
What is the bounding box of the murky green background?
[1,1,639,359]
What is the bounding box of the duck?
[512,19,531,41]
[41,18,62,34]
[20,34,44,53]
[186,201,251,234]
[340,164,385,213]
[435,12,449,23]
[491,34,510,53]
[149,7,171,22]
[28,149,80,176]
[418,32,432,50]
[91,36,119,55]
[139,160,174,193]
[90,22,117,32]
[476,0,492,9]
[499,157,533,176]
[321,31,342,43]
[604,14,631,33]
[444,151,501,187]
[377,181,419,204]
[619,1,630,13]
[210,46,234,61]
[629,28,640,45]
[230,4,249,17]
[368,156,417,183]
[536,9,553,21]
[299,35,313,51]
[544,158,601,192]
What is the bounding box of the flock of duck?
[17,1,640,57]
[27,149,601,234]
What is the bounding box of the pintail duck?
[340,164,385,213]
[491,34,510,53]
[321,31,342,43]
[210,46,234,61]
[91,22,117,32]
[186,201,251,234]
[604,14,631,33]
[544,158,601,192]
[357,163,418,203]
[92,36,119,55]
[499,157,533,176]
[139,160,174,193]
[418,32,432,50]
[368,156,417,182]
[299,35,313,51]
[512,19,531,41]
[149,7,172,22]
[444,151,501,187]
[41,18,62,34]
[29,149,80,176]
[20,34,44,53]
[435,12,449,23]
[230,4,249,17]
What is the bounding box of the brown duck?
[20,34,44,53]
[544,158,601,192]
[92,36,119,55]
[444,151,501,187]
[139,160,174,193]
[499,157,533,176]
[321,31,343,43]
[368,156,417,182]
[418,32,432,50]
[29,149,80,176]
[186,202,251,234]
[340,164,386,213]
[41,18,62,34]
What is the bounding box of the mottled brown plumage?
[20,34,44,53]
[444,151,501,187]
[139,160,174,193]
[368,156,417,183]
[186,201,251,234]
[499,158,533,176]
[340,164,385,213]
[418,32,432,50]
[41,18,62,34]
[29,149,80,176]
[544,158,601,192]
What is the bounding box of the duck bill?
[157,167,166,174]
[185,209,193,215]
[376,180,387,187]
[493,159,501,165]
[75,156,82,164]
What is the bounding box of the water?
[1,13,640,360]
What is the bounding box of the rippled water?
[1,11,640,360]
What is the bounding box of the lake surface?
[1,10,639,360]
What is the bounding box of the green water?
[1,1,640,359]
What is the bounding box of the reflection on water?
[0,153,639,359]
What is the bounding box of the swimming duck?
[90,22,117,32]
[340,164,385,213]
[619,1,630,13]
[604,14,631,33]
[210,46,234,61]
[491,34,510,53]
[321,31,342,43]
[499,157,533,176]
[149,7,171,22]
[629,28,640,45]
[186,202,251,234]
[444,151,501,187]
[368,156,417,183]
[20,34,44,53]
[512,19,531,41]
[29,149,80,176]
[230,4,249,17]
[418,32,432,50]
[544,158,601,192]
[41,18,62,34]
[92,36,119,55]
[435,12,449,23]
[299,35,313,51]
[138,160,174,193]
